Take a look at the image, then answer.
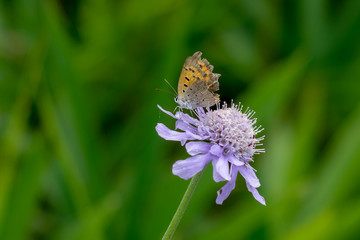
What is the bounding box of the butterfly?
[175,51,220,109]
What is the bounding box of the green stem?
[162,170,204,240]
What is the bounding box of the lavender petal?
[238,164,260,188]
[157,105,176,119]
[155,123,188,142]
[209,144,223,157]
[246,182,266,206]
[240,156,254,162]
[175,111,199,125]
[212,159,226,182]
[172,153,212,180]
[215,155,231,181]
[185,142,212,156]
[227,154,244,166]
[185,131,208,141]
[216,172,237,205]
[175,120,198,134]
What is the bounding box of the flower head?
[155,102,265,205]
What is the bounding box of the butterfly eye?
[174,97,178,102]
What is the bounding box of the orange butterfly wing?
[177,51,220,109]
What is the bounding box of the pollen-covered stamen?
[196,103,264,157]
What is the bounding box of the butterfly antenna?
[164,79,177,95]
[155,88,176,97]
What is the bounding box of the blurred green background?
[1,0,360,239]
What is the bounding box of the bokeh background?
[1,0,360,239]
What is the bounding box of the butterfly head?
[174,96,195,110]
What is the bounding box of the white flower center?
[197,105,264,158]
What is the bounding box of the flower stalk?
[162,170,204,240]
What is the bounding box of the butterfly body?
[175,51,220,109]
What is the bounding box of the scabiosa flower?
[155,102,266,205]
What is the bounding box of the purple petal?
[185,131,208,141]
[216,172,237,205]
[215,155,231,181]
[155,123,188,142]
[175,112,199,125]
[212,159,226,182]
[157,105,176,119]
[175,120,198,134]
[227,154,244,166]
[209,144,223,157]
[185,142,212,156]
[240,156,254,162]
[238,164,260,188]
[246,182,266,206]
[172,153,212,180]
[155,123,203,145]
